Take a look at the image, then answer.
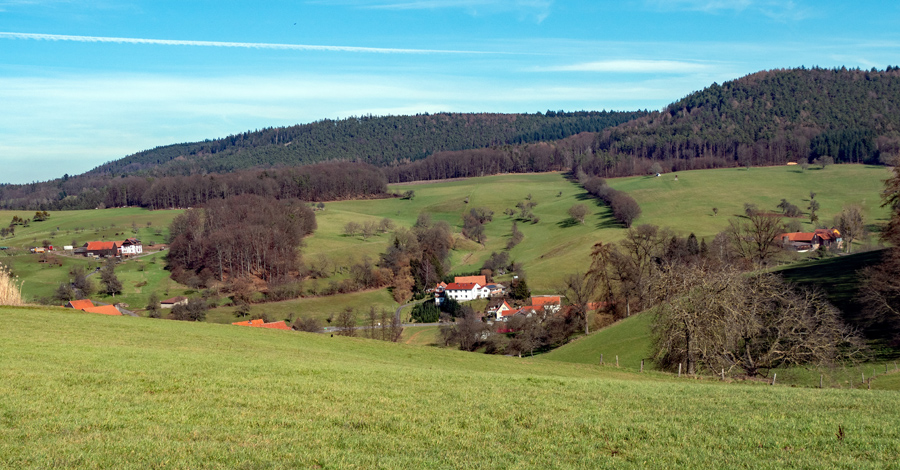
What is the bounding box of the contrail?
[0,31,492,54]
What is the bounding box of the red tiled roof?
[65,299,95,310]
[455,275,487,286]
[445,282,479,291]
[232,319,292,330]
[531,295,561,307]
[82,305,122,316]
[85,241,117,251]
[814,229,839,241]
[780,232,815,242]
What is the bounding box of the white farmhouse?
[438,282,490,305]
[119,238,143,257]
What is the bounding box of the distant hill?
[5,67,900,210]
[86,111,647,177]
[578,66,900,177]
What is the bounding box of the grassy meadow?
[313,165,890,291]
[2,306,900,469]
[0,164,890,324]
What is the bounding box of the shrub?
[0,263,24,306]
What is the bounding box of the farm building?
[119,238,143,256]
[79,239,143,258]
[436,282,490,305]
[780,228,842,252]
[63,299,122,316]
[160,296,189,309]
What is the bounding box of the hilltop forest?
[3,67,900,210]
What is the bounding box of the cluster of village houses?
[432,275,569,323]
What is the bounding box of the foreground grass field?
[2,306,899,469]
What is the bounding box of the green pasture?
[0,254,95,303]
[0,207,180,251]
[206,288,398,326]
[400,325,442,346]
[544,312,655,369]
[2,306,899,469]
[304,165,889,292]
[612,164,891,241]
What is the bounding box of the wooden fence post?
[640,360,644,373]
[616,355,619,368]
[600,354,603,365]
[820,374,823,389]
[772,373,776,386]
[721,368,725,381]
[678,363,682,377]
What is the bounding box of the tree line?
[167,194,317,283]
[0,162,389,210]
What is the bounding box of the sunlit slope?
[2,307,899,469]
[305,165,889,291]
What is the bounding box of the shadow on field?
[557,218,581,228]
[594,212,619,229]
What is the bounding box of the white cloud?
[536,59,714,73]
[0,31,492,54]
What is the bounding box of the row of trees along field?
[0,162,388,210]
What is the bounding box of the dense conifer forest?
[86,111,645,177]
[3,67,900,210]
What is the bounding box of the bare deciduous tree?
[335,307,357,337]
[835,205,865,253]
[561,272,596,334]
[567,204,588,224]
[651,266,865,377]
[726,212,784,266]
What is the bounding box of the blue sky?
[1,0,899,184]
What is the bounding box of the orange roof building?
[64,299,122,316]
[531,295,562,307]
[82,305,123,316]
[64,299,95,310]
[232,319,292,330]
[455,275,487,286]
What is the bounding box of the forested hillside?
[87,111,645,177]
[577,66,900,178]
[4,67,900,210]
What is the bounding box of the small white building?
[437,282,490,305]
[119,238,143,256]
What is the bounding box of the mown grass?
[2,306,899,469]
[543,312,654,370]
[207,288,398,325]
[401,325,442,346]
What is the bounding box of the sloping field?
[2,306,899,469]
[543,312,654,370]
[308,165,889,291]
